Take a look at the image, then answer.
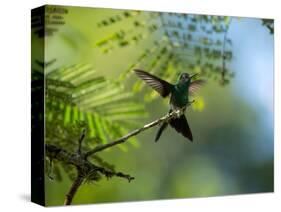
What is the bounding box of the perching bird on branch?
[134,69,205,142]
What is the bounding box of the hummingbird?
[134,69,205,142]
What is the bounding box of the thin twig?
[46,108,187,205]
[77,128,86,155]
[46,144,134,182]
[46,144,135,205]
[84,108,185,158]
[98,168,135,182]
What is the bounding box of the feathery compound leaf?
[45,62,146,150]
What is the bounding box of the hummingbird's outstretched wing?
[169,114,193,142]
[189,80,206,95]
[134,69,173,97]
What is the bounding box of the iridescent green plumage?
[134,69,205,142]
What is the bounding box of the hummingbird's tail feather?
[169,114,193,142]
[155,122,168,142]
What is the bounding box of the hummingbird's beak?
[190,73,198,79]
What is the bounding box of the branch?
[46,144,134,181]
[46,144,135,205]
[46,108,186,205]
[84,108,185,158]
[64,172,84,205]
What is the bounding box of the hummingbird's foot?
[175,107,185,118]
[176,111,182,118]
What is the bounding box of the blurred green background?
[32,5,273,206]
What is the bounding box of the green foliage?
[38,59,147,181]
[31,7,274,206]
[44,60,147,147]
[94,11,235,103]
[32,6,68,38]
[39,8,238,183]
